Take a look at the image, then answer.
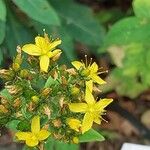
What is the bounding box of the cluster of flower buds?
[0,32,113,148]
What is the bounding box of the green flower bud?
[72,137,79,144]
[70,87,80,95]
[0,69,14,80]
[31,95,40,103]
[80,68,90,77]
[20,69,29,78]
[12,63,20,71]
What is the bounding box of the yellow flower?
[15,116,50,147]
[67,118,81,132]
[22,34,61,72]
[71,60,106,85]
[69,83,113,133]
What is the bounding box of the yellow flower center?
[29,134,38,141]
[87,105,95,112]
[80,68,90,77]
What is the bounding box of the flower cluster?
[0,32,113,148]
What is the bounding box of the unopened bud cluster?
[0,33,112,148]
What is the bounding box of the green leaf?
[55,141,79,150]
[0,89,13,101]
[0,21,5,44]
[44,138,55,150]
[102,17,150,50]
[44,76,58,88]
[104,69,148,98]
[6,120,20,131]
[133,0,150,21]
[44,138,79,150]
[51,0,104,46]
[5,9,34,57]
[79,129,105,143]
[0,0,6,44]
[13,0,60,25]
[0,0,6,21]
[0,48,3,65]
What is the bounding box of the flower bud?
[66,68,77,75]
[61,76,67,85]
[0,69,14,80]
[31,95,39,104]
[13,98,21,108]
[67,118,81,132]
[0,97,8,105]
[5,85,22,95]
[15,46,22,65]
[72,137,79,144]
[52,119,62,128]
[80,68,90,77]
[70,87,80,95]
[53,133,63,140]
[12,63,20,71]
[41,88,51,97]
[19,69,29,78]
[43,105,51,119]
[0,105,8,113]
[52,52,62,61]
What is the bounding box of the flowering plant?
[0,32,113,150]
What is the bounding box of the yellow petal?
[71,61,85,70]
[93,113,101,124]
[90,74,106,85]
[89,62,98,73]
[67,118,81,132]
[37,129,50,141]
[40,55,50,72]
[82,112,93,133]
[86,80,93,93]
[85,87,95,104]
[47,49,61,58]
[26,137,39,147]
[15,132,31,141]
[31,116,40,134]
[69,103,87,112]
[94,98,113,111]
[49,39,61,50]
[35,36,46,47]
[93,117,101,124]
[22,44,42,56]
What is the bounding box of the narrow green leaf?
[0,89,13,101]
[79,129,105,143]
[13,0,60,25]
[0,0,6,21]
[133,0,150,21]
[0,0,6,44]
[44,76,58,88]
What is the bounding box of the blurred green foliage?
[101,0,150,98]
[0,0,104,65]
[0,0,149,99]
